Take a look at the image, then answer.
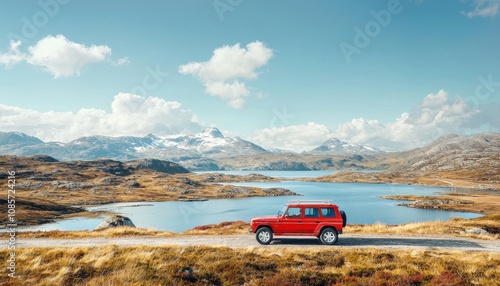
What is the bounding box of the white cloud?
[252,90,492,152]
[179,41,273,109]
[0,34,125,78]
[112,57,130,66]
[253,122,334,152]
[334,90,481,150]
[0,41,25,66]
[334,90,480,150]
[0,93,203,142]
[464,0,500,18]
[27,35,111,78]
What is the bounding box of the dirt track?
[10,234,500,252]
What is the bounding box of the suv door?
[275,207,302,234]
[302,207,321,234]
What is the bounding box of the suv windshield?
[278,205,288,216]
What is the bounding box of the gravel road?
[10,234,500,252]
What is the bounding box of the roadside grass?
[1,245,499,285]
[1,227,175,239]
[182,220,250,235]
[345,215,500,240]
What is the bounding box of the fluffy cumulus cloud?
[334,90,487,150]
[0,34,124,78]
[253,90,494,152]
[0,93,203,142]
[464,0,500,18]
[179,41,273,109]
[0,41,24,66]
[253,122,334,152]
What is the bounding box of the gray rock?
[178,267,193,276]
[465,227,488,235]
[94,215,136,230]
[125,181,141,188]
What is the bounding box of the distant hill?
[309,133,500,190]
[0,132,43,147]
[307,138,383,155]
[401,133,500,174]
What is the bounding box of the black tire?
[256,227,273,245]
[319,227,338,245]
[340,210,347,227]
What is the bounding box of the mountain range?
[0,128,381,169]
[0,130,498,175]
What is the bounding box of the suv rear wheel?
[319,227,338,245]
[256,227,273,245]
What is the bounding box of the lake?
[18,171,482,232]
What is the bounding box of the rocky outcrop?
[126,158,190,174]
[463,228,489,235]
[397,199,473,209]
[29,155,59,162]
[94,215,136,230]
[263,188,299,196]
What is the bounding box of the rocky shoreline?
[382,196,475,210]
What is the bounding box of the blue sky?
[0,0,499,151]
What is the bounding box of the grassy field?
[1,245,499,285]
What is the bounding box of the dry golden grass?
[346,216,500,240]
[0,227,175,239]
[343,210,500,240]
[1,245,499,285]
[182,221,250,235]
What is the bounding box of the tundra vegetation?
[1,245,499,285]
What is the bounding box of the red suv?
[249,200,346,245]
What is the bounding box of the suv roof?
[287,200,336,205]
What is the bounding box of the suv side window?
[321,207,336,218]
[304,207,319,218]
[286,207,302,218]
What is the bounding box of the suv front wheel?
[256,227,273,245]
[319,227,338,245]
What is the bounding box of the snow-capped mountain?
[307,138,383,155]
[156,127,268,155]
[0,128,269,161]
[0,131,43,146]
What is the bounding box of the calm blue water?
[18,179,482,233]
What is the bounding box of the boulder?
[95,215,136,230]
[465,228,488,235]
